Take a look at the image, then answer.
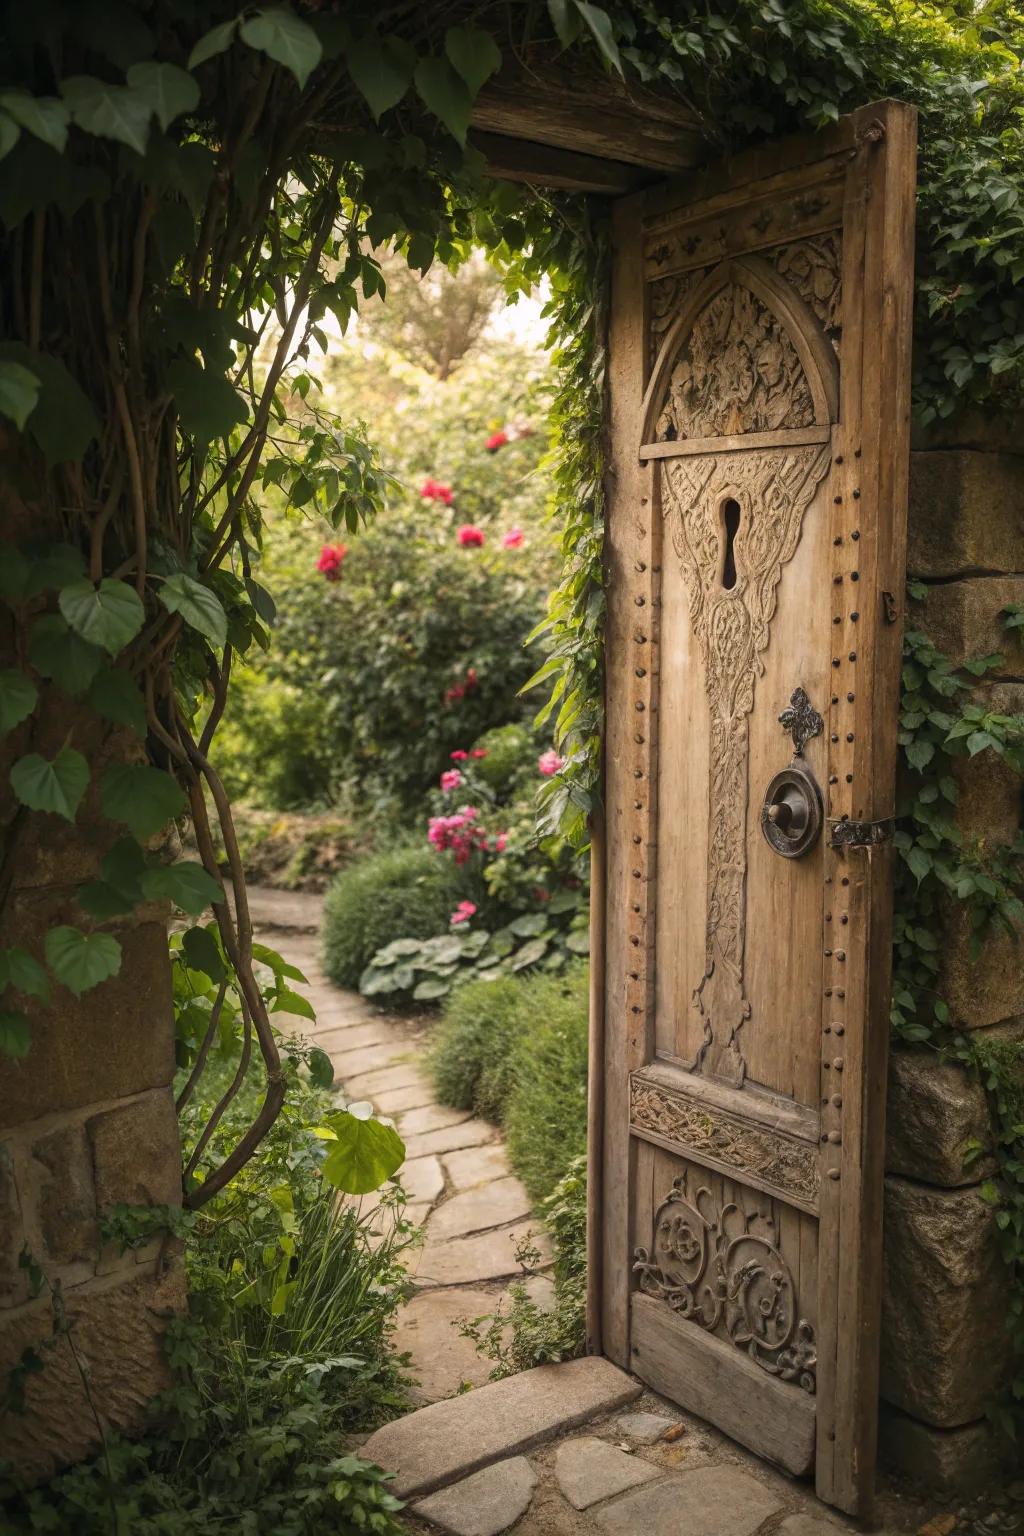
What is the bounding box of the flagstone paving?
[249,885,547,1405]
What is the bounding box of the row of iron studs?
[626,493,658,1036]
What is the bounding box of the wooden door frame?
[589,100,917,1518]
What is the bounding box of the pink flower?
[502,527,525,549]
[450,749,468,761]
[450,900,477,926]
[316,543,348,581]
[457,525,485,547]
[421,478,454,505]
[440,768,462,792]
[538,750,565,777]
[428,806,487,865]
[494,832,508,853]
[485,429,508,453]
[470,748,488,759]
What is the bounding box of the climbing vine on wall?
[892,606,1024,1437]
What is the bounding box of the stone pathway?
[247,885,549,1403]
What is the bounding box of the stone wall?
[0,467,185,1484]
[879,425,1024,1494]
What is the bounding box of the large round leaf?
[140,860,222,915]
[44,926,122,997]
[99,763,187,839]
[158,572,228,647]
[240,8,323,89]
[59,578,144,657]
[320,1106,405,1195]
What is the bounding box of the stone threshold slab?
[360,1356,641,1499]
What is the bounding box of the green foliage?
[321,842,471,989]
[429,971,528,1120]
[892,603,1024,1444]
[458,1155,588,1377]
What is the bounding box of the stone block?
[614,1410,676,1445]
[554,1434,659,1509]
[392,1287,500,1404]
[402,1119,495,1161]
[412,1458,537,1536]
[394,1154,444,1207]
[911,578,1024,681]
[878,1402,1011,1496]
[32,1122,98,1268]
[0,1141,27,1307]
[416,1222,550,1287]
[87,1090,182,1212]
[426,1177,532,1241]
[907,451,1024,578]
[881,1175,1010,1427]
[360,1356,642,1497]
[938,900,1024,1031]
[444,1144,512,1192]
[593,1465,781,1536]
[886,1048,995,1186]
[0,914,175,1130]
[0,1259,186,1484]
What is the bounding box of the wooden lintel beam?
[471,60,708,173]
[471,130,651,195]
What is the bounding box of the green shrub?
[430,962,589,1202]
[429,971,527,1120]
[470,722,537,798]
[504,965,589,1203]
[321,842,472,988]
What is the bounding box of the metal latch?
[828,817,895,849]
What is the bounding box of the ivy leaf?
[240,8,323,90]
[0,345,99,465]
[0,92,70,152]
[444,27,502,100]
[78,837,147,918]
[0,1011,30,1060]
[88,667,146,737]
[59,578,145,657]
[345,35,415,120]
[905,845,932,885]
[188,18,238,69]
[905,738,935,772]
[11,747,89,821]
[181,925,225,982]
[548,0,584,47]
[320,1106,405,1195]
[158,573,228,648]
[99,763,187,839]
[28,615,104,696]
[573,2,622,73]
[308,1048,334,1089]
[414,57,471,145]
[125,62,201,131]
[167,356,249,444]
[0,112,19,162]
[0,359,40,430]
[44,926,122,997]
[140,861,222,915]
[0,669,37,734]
[0,948,50,1002]
[59,77,152,156]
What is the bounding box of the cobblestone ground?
[248,885,547,1403]
[248,886,1019,1536]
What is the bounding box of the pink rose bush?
[484,429,508,453]
[427,807,494,865]
[316,543,348,581]
[457,525,485,547]
[538,749,565,777]
[440,768,462,792]
[501,527,525,549]
[450,900,477,926]
[421,478,454,504]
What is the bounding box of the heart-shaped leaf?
[240,8,323,90]
[414,56,471,144]
[157,572,228,648]
[45,926,122,996]
[272,986,316,1021]
[0,1010,30,1059]
[0,359,40,430]
[167,356,249,446]
[59,76,152,156]
[0,947,50,1002]
[0,91,70,151]
[188,19,238,70]
[88,666,146,737]
[59,578,145,657]
[320,1108,405,1194]
[346,34,415,119]
[308,1047,334,1089]
[444,26,502,99]
[182,925,225,982]
[28,614,103,696]
[0,668,37,734]
[126,62,200,131]
[140,860,222,915]
[99,763,187,840]
[11,747,89,821]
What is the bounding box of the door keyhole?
[721,499,741,590]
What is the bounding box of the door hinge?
[828,816,895,849]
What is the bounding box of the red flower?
[421,478,454,505]
[445,684,466,704]
[457,525,485,547]
[450,749,468,761]
[501,526,525,549]
[316,543,348,581]
[470,748,488,759]
[485,430,508,453]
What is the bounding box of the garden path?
[248,885,551,1405]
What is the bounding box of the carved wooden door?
[596,101,917,1517]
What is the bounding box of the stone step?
[359,1356,642,1498]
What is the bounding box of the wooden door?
[595,100,917,1517]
